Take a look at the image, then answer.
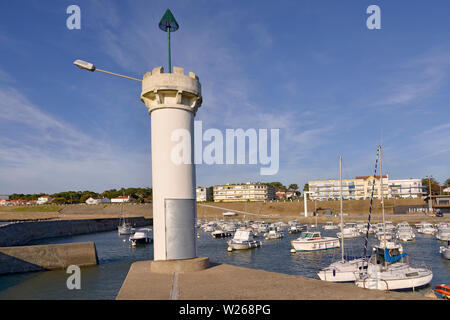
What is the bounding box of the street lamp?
[73,59,142,82]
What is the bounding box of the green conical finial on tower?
[159,9,179,73]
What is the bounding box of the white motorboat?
[223,222,238,232]
[203,221,217,232]
[264,229,284,240]
[337,223,360,239]
[395,226,415,242]
[291,231,340,252]
[211,229,232,238]
[436,227,450,241]
[355,221,367,233]
[417,222,436,235]
[396,221,410,228]
[376,230,394,241]
[355,241,433,291]
[258,223,269,234]
[323,221,339,230]
[129,228,152,246]
[227,230,261,251]
[440,242,450,259]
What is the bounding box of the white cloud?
[0,83,151,194]
[377,51,450,106]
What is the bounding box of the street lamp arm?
[95,68,142,82]
[73,60,142,82]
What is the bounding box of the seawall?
[0,217,152,247]
[0,242,98,275]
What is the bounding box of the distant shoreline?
[0,200,447,225]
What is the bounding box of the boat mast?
[339,155,344,262]
[379,145,387,268]
[363,146,379,263]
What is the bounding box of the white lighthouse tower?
[141,66,202,261]
[73,9,205,266]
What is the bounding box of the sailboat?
[317,156,368,282]
[354,145,433,291]
[117,198,134,235]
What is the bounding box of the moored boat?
[440,241,450,259]
[129,228,152,246]
[436,227,450,241]
[264,229,284,240]
[227,230,261,251]
[355,146,433,291]
[435,284,450,299]
[211,229,232,238]
[323,221,339,230]
[354,241,433,291]
[318,257,368,282]
[417,222,436,235]
[291,231,340,252]
[337,223,360,239]
[118,222,135,235]
[395,226,415,242]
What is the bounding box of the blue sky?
[0,0,449,194]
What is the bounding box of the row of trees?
[9,187,153,204]
[264,182,301,194]
[422,177,450,195]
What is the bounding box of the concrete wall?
[0,217,152,247]
[0,242,98,275]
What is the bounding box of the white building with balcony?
[213,182,275,202]
[308,176,424,200]
[388,179,425,198]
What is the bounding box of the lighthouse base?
[150,257,210,274]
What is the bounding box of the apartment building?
[196,186,210,202]
[388,179,424,199]
[213,182,276,202]
[308,175,424,200]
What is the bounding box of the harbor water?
[0,225,448,299]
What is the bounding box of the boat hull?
[118,226,134,235]
[131,238,153,245]
[212,232,232,238]
[291,238,340,252]
[355,264,433,291]
[228,240,261,250]
[318,259,367,282]
[355,273,432,291]
[440,247,450,259]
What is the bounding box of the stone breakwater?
[0,242,98,275]
[0,217,152,247]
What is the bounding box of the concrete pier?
[0,242,98,275]
[116,260,431,300]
